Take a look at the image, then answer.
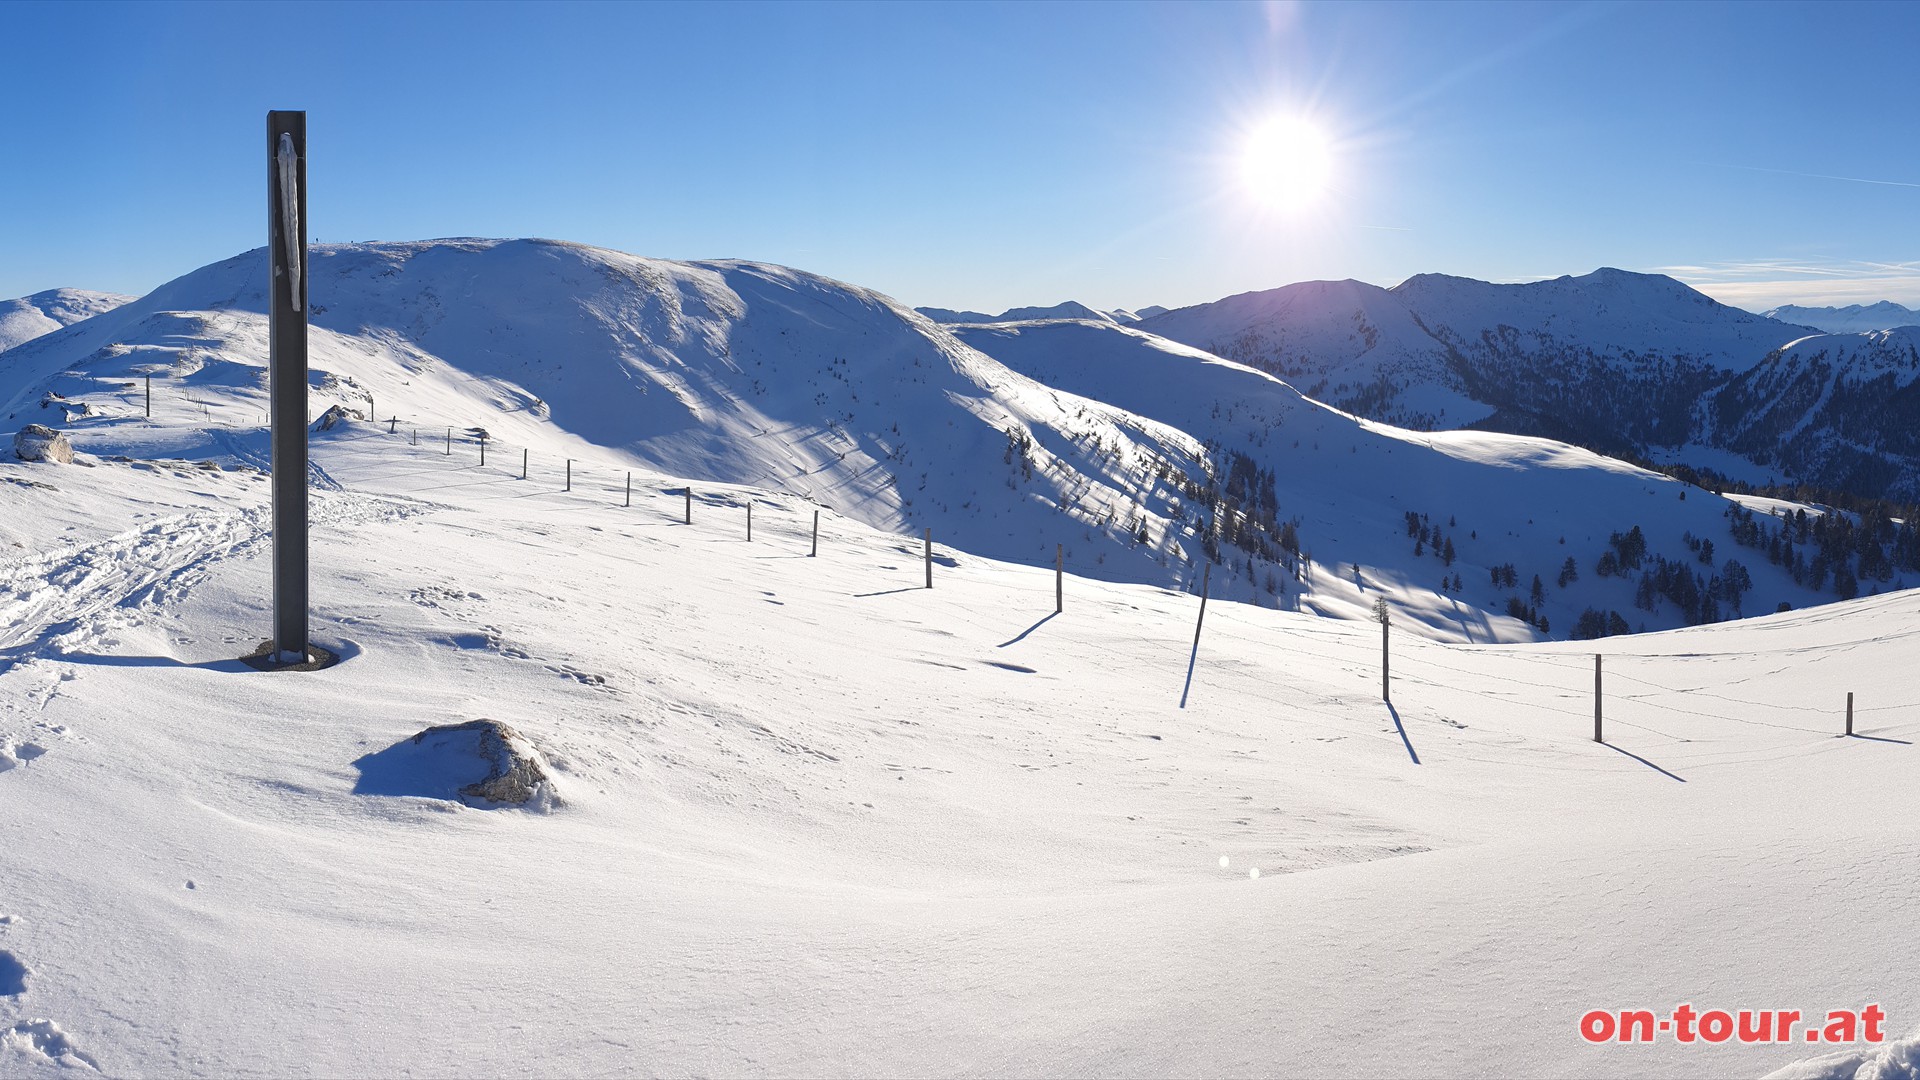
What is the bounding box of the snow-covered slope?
[1710,327,1920,500]
[15,240,1372,644]
[1,393,1917,1077]
[1762,301,1920,334]
[0,289,133,355]
[956,318,1884,639]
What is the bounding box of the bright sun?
[1240,116,1335,211]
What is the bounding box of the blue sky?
[3,0,1915,313]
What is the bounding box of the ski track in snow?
[0,490,424,671]
[0,508,261,663]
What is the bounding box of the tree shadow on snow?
[1846,732,1913,745]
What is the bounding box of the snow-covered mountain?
[1393,269,1820,453]
[1709,327,1920,500]
[5,240,1910,644]
[1136,278,1478,430]
[1142,269,1821,448]
[0,288,133,354]
[2,240,1230,602]
[1762,300,1920,334]
[1133,269,1920,498]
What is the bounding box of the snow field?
[2,417,1917,1076]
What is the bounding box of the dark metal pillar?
[268,111,309,663]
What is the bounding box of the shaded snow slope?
[0,417,1915,1078]
[0,289,133,355]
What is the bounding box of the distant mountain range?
[916,301,1144,326]
[1116,270,1920,501]
[1761,301,1919,334]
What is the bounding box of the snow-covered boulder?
[311,404,360,431]
[12,424,74,464]
[353,719,559,811]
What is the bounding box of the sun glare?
[1240,116,1335,212]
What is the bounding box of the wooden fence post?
[388,416,397,434]
[1382,615,1390,703]
[1847,691,1854,736]
[811,510,819,557]
[747,501,753,542]
[565,459,571,492]
[145,374,151,418]
[924,528,933,589]
[521,448,527,480]
[479,433,486,466]
[1192,563,1212,651]
[685,487,692,524]
[445,428,451,456]
[1055,542,1063,613]
[625,472,631,507]
[1593,654,1603,743]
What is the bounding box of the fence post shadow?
[997,611,1058,649]
[1600,741,1686,782]
[1386,701,1420,765]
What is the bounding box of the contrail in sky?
[1702,162,1920,189]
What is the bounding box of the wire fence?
[64,378,1920,758]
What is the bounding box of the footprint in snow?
[0,742,48,773]
[2,1019,100,1072]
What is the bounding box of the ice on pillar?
[278,133,302,312]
